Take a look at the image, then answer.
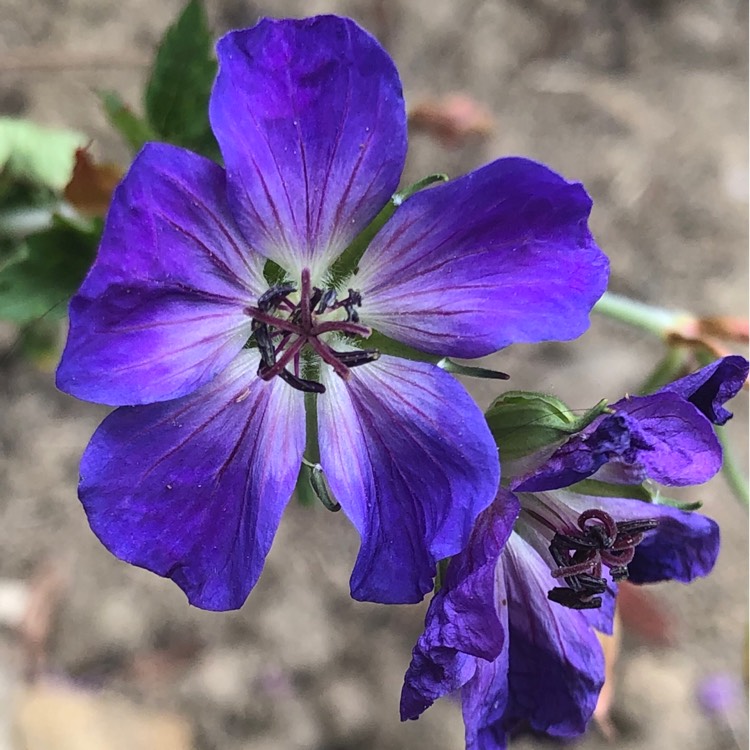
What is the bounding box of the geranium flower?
[401,356,748,749]
[56,16,608,610]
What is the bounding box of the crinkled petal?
[355,158,609,358]
[497,533,603,739]
[514,393,722,492]
[401,647,477,724]
[57,143,264,406]
[317,355,500,604]
[401,491,520,721]
[461,579,510,750]
[558,490,720,584]
[612,394,722,485]
[79,351,305,611]
[210,17,406,281]
[659,355,749,425]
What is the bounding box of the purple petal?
[57,143,264,406]
[210,17,406,281]
[460,597,510,750]
[317,355,500,604]
[355,158,609,358]
[401,491,520,721]
[401,647,477,723]
[559,491,720,584]
[613,394,722,486]
[659,355,749,426]
[514,393,722,492]
[79,351,305,611]
[494,533,604,739]
[512,413,633,491]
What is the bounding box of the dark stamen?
[547,508,658,610]
[258,283,297,312]
[246,272,377,393]
[316,289,337,314]
[279,369,325,393]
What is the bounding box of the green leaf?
[485,391,609,461]
[144,0,219,158]
[0,221,99,323]
[98,90,156,153]
[0,118,85,192]
[327,173,449,286]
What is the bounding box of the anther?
[335,349,381,368]
[547,508,658,610]
[247,273,379,394]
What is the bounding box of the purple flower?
[56,16,608,610]
[402,357,746,749]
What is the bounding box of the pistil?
[245,268,380,393]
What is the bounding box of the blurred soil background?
[0,1,748,749]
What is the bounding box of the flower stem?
[716,426,749,507]
[593,292,692,338]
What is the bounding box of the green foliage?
[0,118,85,196]
[0,219,100,323]
[98,90,156,153]
[144,0,219,159]
[485,392,609,461]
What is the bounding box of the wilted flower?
[402,356,748,749]
[56,15,608,610]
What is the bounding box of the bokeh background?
[0,1,747,749]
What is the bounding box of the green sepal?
[569,478,703,512]
[144,0,219,160]
[97,90,156,153]
[327,173,448,286]
[263,259,289,287]
[653,496,703,511]
[363,330,441,364]
[434,557,451,594]
[485,391,609,461]
[437,358,509,380]
[567,478,653,503]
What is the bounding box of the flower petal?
[495,533,604,739]
[401,491,520,721]
[659,355,749,425]
[514,393,722,491]
[612,394,722,486]
[355,158,609,358]
[317,355,500,603]
[79,351,305,611]
[559,490,720,584]
[210,17,407,281]
[57,143,264,406]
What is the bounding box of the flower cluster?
[54,12,747,749]
[401,355,748,748]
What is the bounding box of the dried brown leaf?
[64,147,123,216]
[409,93,495,147]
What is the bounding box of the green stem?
[716,426,749,507]
[593,291,692,338]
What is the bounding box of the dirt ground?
[0,1,748,749]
